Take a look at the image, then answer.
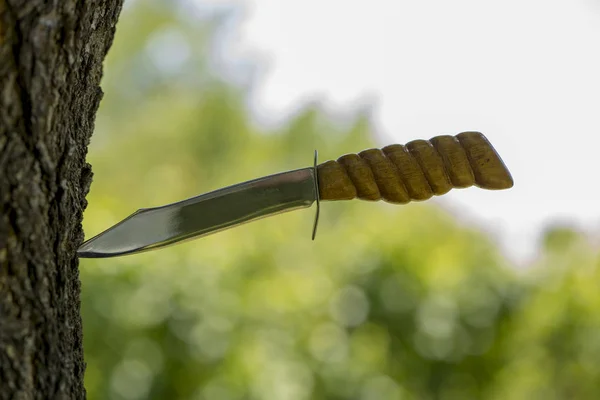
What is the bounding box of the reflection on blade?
[78,168,317,258]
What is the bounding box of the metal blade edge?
[78,167,317,258]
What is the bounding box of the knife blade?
[78,131,513,258]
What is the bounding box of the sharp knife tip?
[77,240,145,259]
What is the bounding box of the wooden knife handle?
[317,132,513,203]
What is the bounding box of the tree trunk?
[0,1,123,398]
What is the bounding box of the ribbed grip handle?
[317,132,513,203]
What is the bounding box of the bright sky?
[192,0,600,263]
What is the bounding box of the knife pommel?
[317,132,513,203]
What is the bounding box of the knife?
[78,131,513,258]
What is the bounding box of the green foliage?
[80,2,600,399]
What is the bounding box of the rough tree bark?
[0,1,123,398]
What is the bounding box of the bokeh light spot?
[329,285,370,327]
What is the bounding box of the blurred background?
[80,0,600,399]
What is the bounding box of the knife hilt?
[316,132,513,203]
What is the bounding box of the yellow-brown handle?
[317,132,513,203]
